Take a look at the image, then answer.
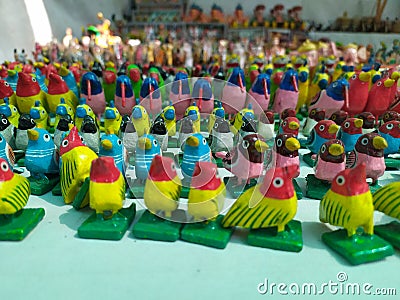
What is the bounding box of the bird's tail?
[373,182,400,219]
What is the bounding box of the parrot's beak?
[263,78,269,100]
[391,71,400,81]
[328,124,340,134]
[59,66,69,77]
[372,136,388,150]
[101,139,113,150]
[291,75,298,92]
[27,129,39,141]
[359,72,370,82]
[285,137,300,152]
[138,137,152,150]
[343,85,349,110]
[289,121,299,130]
[384,79,395,88]
[255,140,269,152]
[132,107,142,120]
[7,69,16,77]
[186,135,199,147]
[354,119,363,128]
[68,123,74,130]
[328,143,344,156]
[105,109,116,120]
[54,63,61,69]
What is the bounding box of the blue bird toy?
[337,118,363,152]
[378,121,400,156]
[135,134,161,182]
[221,67,246,116]
[181,133,212,179]
[273,67,299,114]
[305,120,340,154]
[99,128,127,175]
[0,132,15,170]
[34,68,48,93]
[25,128,59,178]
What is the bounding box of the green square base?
[306,174,331,200]
[52,182,62,196]
[374,221,400,249]
[302,152,315,167]
[78,203,136,240]
[385,158,400,170]
[322,229,394,265]
[0,208,45,241]
[72,177,90,210]
[29,175,60,196]
[247,220,303,252]
[180,215,234,249]
[293,179,303,199]
[224,177,258,198]
[132,210,182,242]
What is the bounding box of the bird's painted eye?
[311,110,315,115]
[333,82,338,87]
[319,125,325,131]
[351,74,357,80]
[117,139,122,145]
[12,107,17,112]
[214,122,219,129]
[4,82,9,87]
[30,119,35,124]
[273,177,284,188]
[202,138,207,145]
[171,162,176,171]
[344,122,350,128]
[42,110,45,114]
[282,121,287,127]
[142,110,147,114]
[31,77,37,82]
[386,123,394,130]
[43,134,50,142]
[276,139,282,147]
[384,113,389,119]
[321,144,326,153]
[88,108,92,112]
[361,137,369,145]
[2,119,7,124]
[377,81,382,86]
[1,161,9,172]
[336,175,345,186]
[61,140,69,147]
[331,115,336,120]
[0,136,2,142]
[242,140,250,149]
[153,140,158,146]
[80,136,84,143]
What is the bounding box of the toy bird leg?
[364,219,374,236]
[164,210,172,218]
[103,210,113,220]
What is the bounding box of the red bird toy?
[345,72,370,116]
[364,78,395,121]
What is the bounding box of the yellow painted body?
[89,174,125,216]
[332,62,345,82]
[0,175,30,214]
[74,105,97,132]
[144,176,181,218]
[165,120,176,136]
[16,90,47,114]
[60,146,98,204]
[188,183,225,222]
[208,114,216,133]
[30,103,49,130]
[0,103,20,128]
[184,105,200,133]
[47,91,78,114]
[373,182,400,219]
[222,184,297,232]
[320,189,374,237]
[307,73,329,104]
[230,106,254,135]
[296,66,309,110]
[104,110,122,135]
[132,106,150,137]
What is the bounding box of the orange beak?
[291,75,298,92]
[238,74,244,93]
[87,80,91,101]
[121,82,126,108]
[263,78,269,100]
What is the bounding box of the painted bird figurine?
[192,78,214,114]
[0,133,14,170]
[75,98,97,132]
[314,139,346,182]
[181,133,212,180]
[270,133,300,177]
[230,104,255,135]
[309,78,349,118]
[273,67,299,114]
[221,66,246,117]
[258,110,275,140]
[54,98,74,130]
[127,64,142,100]
[160,102,176,136]
[364,78,395,121]
[59,126,98,204]
[0,79,16,106]
[278,116,300,137]
[114,75,135,116]
[47,72,78,114]
[25,128,59,178]
[80,115,100,153]
[0,97,20,128]
[144,155,181,218]
[131,104,150,137]
[357,112,376,134]
[338,117,363,152]
[345,71,370,116]
[30,100,48,130]
[0,158,30,214]
[247,73,270,116]
[222,165,299,233]
[170,71,191,120]
[150,116,168,151]
[104,100,122,135]
[378,121,400,156]
[319,163,374,237]
[305,120,340,154]
[53,115,73,149]
[102,64,117,104]
[0,113,15,148]
[184,102,201,133]
[119,115,137,155]
[89,156,125,219]
[135,134,161,182]
[140,77,161,116]
[222,133,268,185]
[329,110,349,126]
[354,133,388,184]
[373,182,400,220]
[58,65,79,99]
[99,128,127,175]
[179,117,195,150]
[302,108,325,137]
[15,114,36,151]
[188,161,225,222]
[209,117,234,152]
[80,71,106,119]
[15,72,47,114]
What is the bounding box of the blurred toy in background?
[251,5,266,27]
[295,60,309,111]
[273,67,298,114]
[170,72,190,120]
[382,110,400,124]
[102,62,117,104]
[140,77,161,116]
[343,43,359,66]
[320,163,393,265]
[329,110,349,126]
[307,66,329,104]
[210,4,225,23]
[184,4,209,23]
[80,72,106,119]
[247,73,270,116]
[192,78,214,114]
[271,4,286,28]
[297,40,318,73]
[354,133,387,185]
[127,64,142,100]
[114,75,135,116]
[221,67,246,117]
[228,4,249,27]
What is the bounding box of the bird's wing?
[373,182,400,219]
[320,190,351,226]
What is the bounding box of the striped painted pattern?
[60,159,78,201]
[135,153,158,180]
[181,152,211,177]
[1,177,30,214]
[373,182,400,219]
[320,190,352,227]
[222,185,297,231]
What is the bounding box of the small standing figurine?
[229,4,249,27]
[104,100,122,135]
[273,67,299,114]
[192,78,214,114]
[337,118,363,153]
[99,128,127,175]
[345,72,370,116]
[170,72,190,120]
[222,165,302,252]
[80,72,106,120]
[209,117,234,153]
[140,77,162,116]
[150,116,168,151]
[357,112,376,134]
[247,73,271,116]
[0,158,44,240]
[15,114,36,151]
[221,67,246,117]
[330,110,349,126]
[251,5,266,27]
[131,105,150,137]
[114,75,135,116]
[134,134,161,184]
[364,77,395,121]
[160,102,176,137]
[47,72,78,114]
[15,72,46,114]
[320,163,394,265]
[30,100,49,130]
